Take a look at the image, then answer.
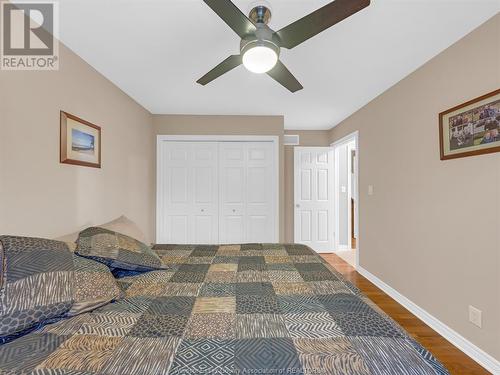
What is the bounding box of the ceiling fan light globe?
[242,46,278,74]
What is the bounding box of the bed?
[0,238,448,374]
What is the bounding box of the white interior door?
[294,147,335,252]
[157,141,219,244]
[219,142,275,244]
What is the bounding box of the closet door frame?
[156,135,279,244]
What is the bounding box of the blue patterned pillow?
[70,254,121,316]
[0,236,122,342]
[0,236,74,338]
[75,227,163,272]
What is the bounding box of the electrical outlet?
[469,305,482,328]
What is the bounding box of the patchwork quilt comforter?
[0,244,448,375]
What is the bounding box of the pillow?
[76,227,162,272]
[54,215,148,245]
[99,215,148,244]
[0,236,74,338]
[0,236,122,339]
[70,254,121,316]
[53,230,83,244]
[64,241,77,252]
[115,270,174,297]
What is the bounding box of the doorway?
[293,147,335,252]
[332,132,359,268]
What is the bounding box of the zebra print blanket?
[0,243,448,374]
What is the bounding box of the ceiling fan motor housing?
[248,3,272,24]
[240,23,280,58]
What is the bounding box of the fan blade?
[267,61,303,93]
[202,0,256,38]
[197,55,242,85]
[275,0,370,49]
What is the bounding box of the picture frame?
[60,111,101,168]
[439,89,500,160]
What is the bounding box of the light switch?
[341,185,346,193]
[368,185,374,196]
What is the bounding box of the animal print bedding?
[0,243,448,374]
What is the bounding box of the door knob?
[201,209,205,212]
[296,204,300,208]
[232,209,236,212]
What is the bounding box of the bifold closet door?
[157,142,219,244]
[219,142,275,244]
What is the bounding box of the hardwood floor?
[321,253,490,375]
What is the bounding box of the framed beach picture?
[60,111,101,168]
[439,89,500,160]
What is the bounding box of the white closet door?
[219,143,246,244]
[294,147,334,252]
[219,142,275,244]
[157,141,218,244]
[246,142,275,243]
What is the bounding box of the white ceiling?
[58,0,499,130]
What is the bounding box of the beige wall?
[153,115,285,241]
[329,15,500,360]
[0,43,155,242]
[284,130,331,242]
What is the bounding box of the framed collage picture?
[439,89,500,160]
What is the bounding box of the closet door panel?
[158,142,192,243]
[194,167,213,203]
[221,164,245,241]
[219,142,246,244]
[194,215,214,244]
[168,216,188,243]
[158,141,218,244]
[224,167,245,203]
[224,216,245,244]
[246,142,274,242]
[248,215,268,242]
[219,142,275,244]
[171,167,189,203]
[190,142,218,244]
[247,167,267,203]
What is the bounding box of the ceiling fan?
[197,0,370,93]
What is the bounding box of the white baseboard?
[336,245,349,250]
[357,266,500,374]
[315,249,334,254]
